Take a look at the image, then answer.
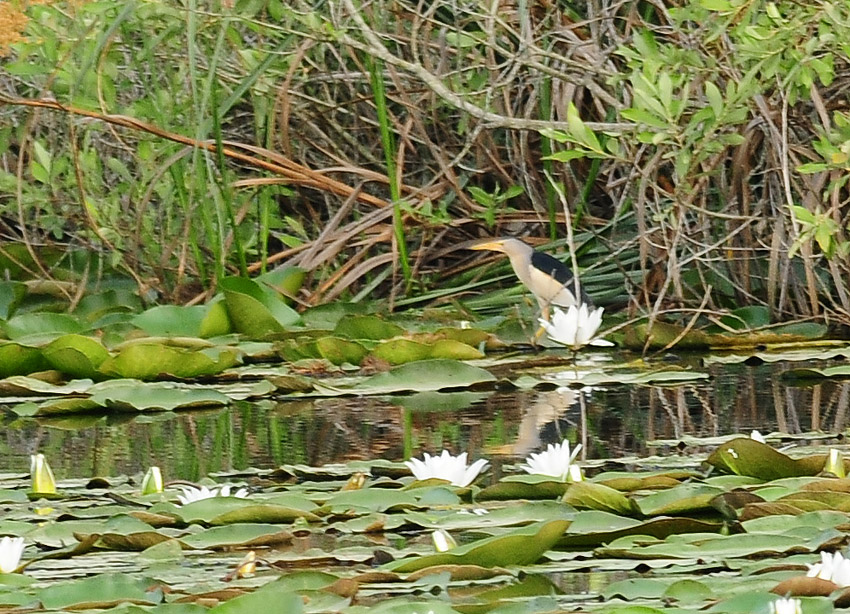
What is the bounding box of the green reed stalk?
[368,57,411,285]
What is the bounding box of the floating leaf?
[385,519,570,572]
[782,364,850,381]
[333,315,404,340]
[206,577,304,614]
[636,483,727,516]
[199,300,232,338]
[42,334,110,378]
[559,511,723,548]
[0,342,49,377]
[315,336,369,366]
[87,380,230,412]
[132,305,209,337]
[317,360,496,395]
[99,343,239,379]
[37,573,162,610]
[562,481,636,516]
[221,276,300,337]
[371,338,484,364]
[3,312,85,342]
[706,438,817,480]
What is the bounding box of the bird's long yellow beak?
[470,240,508,253]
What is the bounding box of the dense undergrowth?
[1,0,850,328]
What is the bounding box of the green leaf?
[132,305,208,337]
[333,315,404,340]
[562,481,636,515]
[0,342,50,377]
[99,343,239,380]
[207,578,304,614]
[706,437,816,480]
[620,107,669,129]
[704,81,723,117]
[3,313,85,342]
[86,380,230,412]
[42,334,110,378]
[221,276,300,338]
[385,519,570,572]
[567,102,603,153]
[315,336,369,366]
[317,359,496,395]
[37,574,162,610]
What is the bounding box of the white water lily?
[807,550,850,586]
[30,454,56,494]
[0,536,25,574]
[769,597,802,614]
[176,484,249,505]
[539,304,614,351]
[404,451,489,487]
[520,440,583,482]
[750,430,766,443]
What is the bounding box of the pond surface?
[4,356,848,482]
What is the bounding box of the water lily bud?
[0,536,25,574]
[237,550,256,578]
[141,466,164,495]
[568,464,584,482]
[750,430,766,443]
[432,529,457,552]
[769,597,801,614]
[342,472,368,491]
[30,454,56,495]
[825,449,846,478]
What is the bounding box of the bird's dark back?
[530,250,593,306]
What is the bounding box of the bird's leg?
[533,302,551,342]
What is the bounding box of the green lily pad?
[37,573,162,610]
[782,364,850,381]
[706,438,819,480]
[42,334,110,378]
[87,380,230,412]
[370,339,432,364]
[385,519,570,572]
[562,481,636,516]
[315,336,369,365]
[207,578,304,614]
[0,341,49,377]
[317,359,496,395]
[3,312,86,342]
[477,474,571,500]
[636,483,727,516]
[559,511,723,548]
[198,299,232,338]
[131,305,209,337]
[371,338,484,364]
[98,343,239,379]
[333,315,404,340]
[221,276,300,337]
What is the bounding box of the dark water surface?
[2,359,848,482]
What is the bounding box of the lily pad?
[87,380,230,412]
[98,343,240,379]
[316,359,496,395]
[131,305,209,337]
[333,315,403,340]
[385,519,570,572]
[221,276,300,337]
[0,341,49,377]
[42,334,110,378]
[706,438,820,480]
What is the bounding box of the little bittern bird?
[470,237,591,320]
